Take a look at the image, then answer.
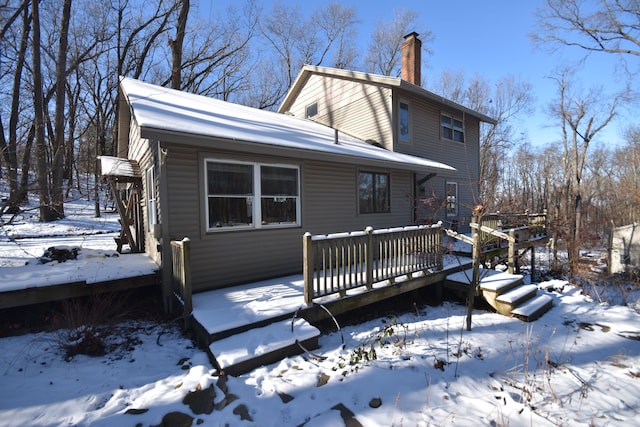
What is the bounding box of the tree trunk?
[170,0,189,90]
[32,0,55,222]
[50,0,73,219]
[1,1,31,214]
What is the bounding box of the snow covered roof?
[119,77,455,174]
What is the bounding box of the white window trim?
[446,181,458,217]
[399,100,411,143]
[146,165,157,231]
[204,159,301,232]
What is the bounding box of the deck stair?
[207,318,320,376]
[445,268,553,321]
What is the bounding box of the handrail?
[303,223,443,304]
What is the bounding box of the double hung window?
[441,114,464,142]
[206,160,300,230]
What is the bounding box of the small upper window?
[306,102,318,118]
[441,114,464,143]
[399,101,410,142]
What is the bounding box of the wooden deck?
[173,213,551,375]
[0,273,159,310]
[190,255,471,375]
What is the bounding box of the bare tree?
[0,0,30,215]
[260,1,358,106]
[31,0,55,221]
[549,68,623,272]
[365,8,432,77]
[169,0,189,89]
[533,0,640,58]
[48,0,73,219]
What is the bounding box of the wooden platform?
[191,258,472,375]
[0,272,160,310]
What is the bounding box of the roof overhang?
[99,155,142,182]
[279,65,497,125]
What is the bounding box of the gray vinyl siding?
[159,142,416,292]
[286,75,394,150]
[392,91,480,231]
[125,121,162,263]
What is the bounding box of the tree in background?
[548,67,623,273]
[533,0,640,59]
[365,8,432,77]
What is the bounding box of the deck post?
[530,245,536,281]
[181,238,192,329]
[468,216,481,331]
[171,238,192,329]
[365,226,374,289]
[303,232,314,305]
[508,229,516,274]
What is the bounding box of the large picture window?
[205,160,300,231]
[359,171,390,214]
[441,114,464,143]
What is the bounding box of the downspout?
[157,140,172,312]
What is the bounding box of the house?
[107,75,461,307]
[278,32,496,230]
[609,223,640,274]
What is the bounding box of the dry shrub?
[52,292,129,361]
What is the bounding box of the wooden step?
[510,294,553,322]
[209,318,320,376]
[493,284,538,316]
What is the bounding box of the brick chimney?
[401,32,421,86]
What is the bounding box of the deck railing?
[171,237,192,328]
[479,211,548,246]
[303,224,443,304]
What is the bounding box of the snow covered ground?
[1,199,640,426]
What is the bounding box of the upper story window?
[441,114,464,143]
[205,160,300,231]
[359,171,390,214]
[305,102,318,118]
[399,101,410,142]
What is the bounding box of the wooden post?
[180,238,192,329]
[303,232,314,305]
[508,229,516,274]
[531,245,536,282]
[365,226,374,289]
[467,216,481,331]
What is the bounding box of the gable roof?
[119,77,455,174]
[278,65,497,125]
